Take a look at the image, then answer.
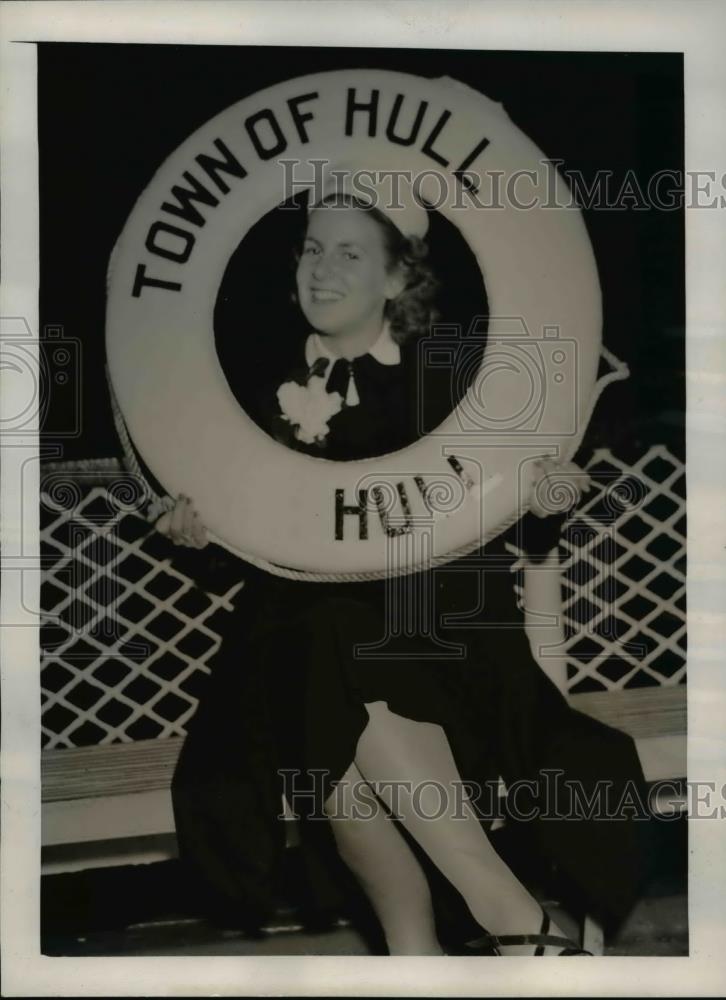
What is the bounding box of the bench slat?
[42,686,686,803]
[42,738,182,802]
[568,686,686,739]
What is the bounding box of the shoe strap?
[490,912,592,956]
[493,932,587,951]
[463,933,502,955]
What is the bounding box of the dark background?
[39,44,684,464]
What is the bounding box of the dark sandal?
[465,910,593,956]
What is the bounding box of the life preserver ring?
[106,69,606,577]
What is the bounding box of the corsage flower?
[276,359,343,445]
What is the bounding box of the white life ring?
[106,69,605,577]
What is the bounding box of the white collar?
[304,320,401,371]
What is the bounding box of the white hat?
[307,161,429,240]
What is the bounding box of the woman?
[157,183,649,955]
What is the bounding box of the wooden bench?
[41,685,685,956]
[42,686,686,856]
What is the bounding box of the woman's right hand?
[155,494,209,548]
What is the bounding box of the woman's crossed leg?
[325,700,572,956]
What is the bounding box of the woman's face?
[296,206,402,338]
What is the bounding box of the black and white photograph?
[1,2,725,996]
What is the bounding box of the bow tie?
[317,353,392,406]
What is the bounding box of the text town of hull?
[132,87,491,298]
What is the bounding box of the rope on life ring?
[108,347,629,584]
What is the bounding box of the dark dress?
[169,336,652,939]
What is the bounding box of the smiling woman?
[214,185,483,466]
[260,184,443,460]
[298,203,405,341]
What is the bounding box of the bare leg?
[324,760,443,955]
[355,701,570,955]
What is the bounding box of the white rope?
[106,349,630,583]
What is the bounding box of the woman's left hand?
[529,457,593,519]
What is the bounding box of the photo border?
[2,1,725,995]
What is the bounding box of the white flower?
[276,375,343,445]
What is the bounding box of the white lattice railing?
[40,445,685,750]
[558,445,685,692]
[40,465,244,749]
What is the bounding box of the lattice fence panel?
[40,465,244,749]
[508,444,686,693]
[560,444,685,692]
[40,446,685,748]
